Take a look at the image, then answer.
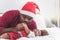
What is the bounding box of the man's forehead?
[21,14,32,18]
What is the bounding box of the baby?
[28,29,48,38]
[16,23,48,38]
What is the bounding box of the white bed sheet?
[17,27,60,40]
[0,27,60,40]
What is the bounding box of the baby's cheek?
[38,31,41,36]
[34,31,39,36]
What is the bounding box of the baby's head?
[33,29,48,36]
[41,30,48,36]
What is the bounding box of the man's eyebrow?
[22,14,32,18]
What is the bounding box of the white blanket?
[0,27,60,40]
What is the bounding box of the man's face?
[20,14,33,24]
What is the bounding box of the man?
[0,2,48,40]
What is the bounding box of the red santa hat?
[20,2,40,17]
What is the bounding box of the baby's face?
[33,30,48,36]
[33,29,41,36]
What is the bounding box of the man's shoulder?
[4,10,20,15]
[3,10,20,17]
[8,10,20,13]
[6,10,19,12]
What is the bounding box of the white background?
[0,0,59,27]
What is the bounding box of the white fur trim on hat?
[20,10,35,17]
[35,9,40,14]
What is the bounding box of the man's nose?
[25,19,29,21]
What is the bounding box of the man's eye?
[28,18,32,20]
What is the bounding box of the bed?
[17,27,60,40]
[0,27,60,40]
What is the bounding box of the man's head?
[20,2,40,24]
[20,14,33,24]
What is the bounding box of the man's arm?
[16,23,30,35]
[29,20,42,36]
[22,23,30,35]
[1,27,17,34]
[29,20,37,31]
[0,10,20,34]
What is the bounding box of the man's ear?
[19,14,24,23]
